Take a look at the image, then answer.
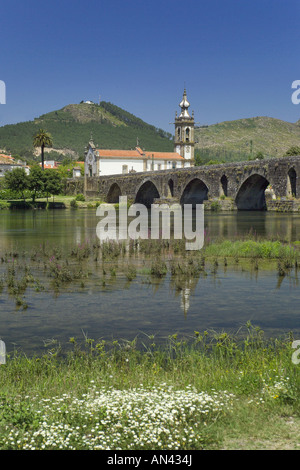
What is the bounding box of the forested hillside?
[0,101,174,162]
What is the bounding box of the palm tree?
[33,129,53,170]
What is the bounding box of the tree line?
[3,166,62,203]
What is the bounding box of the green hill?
[195,116,300,163]
[0,101,174,161]
[1,102,300,165]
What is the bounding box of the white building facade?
[0,154,29,177]
[84,145,186,177]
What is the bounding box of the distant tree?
[194,152,204,166]
[206,159,225,165]
[4,168,28,202]
[248,151,264,161]
[61,156,73,166]
[33,129,53,170]
[27,165,45,202]
[255,151,264,160]
[43,170,62,202]
[284,146,300,156]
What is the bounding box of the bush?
[210,201,220,211]
[75,193,85,202]
[70,198,78,208]
[284,146,300,156]
[0,201,10,209]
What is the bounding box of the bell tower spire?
[174,89,195,166]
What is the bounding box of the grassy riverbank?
[0,324,299,450]
[0,195,104,210]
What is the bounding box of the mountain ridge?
[194,115,300,162]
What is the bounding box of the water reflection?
[0,209,300,354]
[206,211,300,242]
[1,209,300,254]
[0,264,299,355]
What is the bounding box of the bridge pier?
[153,197,180,206]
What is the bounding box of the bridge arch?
[180,177,209,206]
[135,179,160,207]
[167,178,174,197]
[287,167,297,197]
[235,173,270,210]
[107,183,122,203]
[220,174,228,197]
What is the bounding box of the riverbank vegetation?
[0,323,299,450]
[0,235,299,449]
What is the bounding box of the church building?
[84,89,195,177]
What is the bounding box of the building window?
[185,127,190,142]
[172,162,176,169]
[122,165,128,174]
[157,163,161,171]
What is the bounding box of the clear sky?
[1,0,299,133]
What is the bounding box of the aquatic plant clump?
[1,385,235,450]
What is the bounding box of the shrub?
[70,198,78,208]
[210,201,220,211]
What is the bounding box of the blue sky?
[1,0,299,133]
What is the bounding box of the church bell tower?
[174,89,195,166]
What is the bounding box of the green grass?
[203,239,298,260]
[1,195,106,209]
[0,324,299,450]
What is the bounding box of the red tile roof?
[144,151,184,160]
[43,164,59,169]
[0,153,13,161]
[0,155,17,165]
[95,147,184,160]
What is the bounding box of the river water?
[0,208,299,354]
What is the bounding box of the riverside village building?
[84,90,195,177]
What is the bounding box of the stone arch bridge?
[80,155,300,210]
